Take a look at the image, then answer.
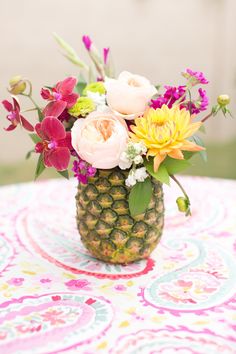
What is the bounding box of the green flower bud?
[217,94,230,107]
[68,97,95,117]
[9,75,27,95]
[176,197,189,213]
[83,82,106,96]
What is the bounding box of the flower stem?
[21,93,41,110]
[21,107,38,113]
[201,111,213,123]
[170,174,189,200]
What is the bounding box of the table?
[0,176,236,354]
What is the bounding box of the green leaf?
[144,158,170,185]
[183,151,196,160]
[128,178,152,216]
[29,133,41,144]
[53,33,88,70]
[37,108,43,122]
[57,170,69,179]
[199,125,206,134]
[34,154,46,180]
[163,157,191,175]
[53,32,78,58]
[25,149,35,160]
[78,73,86,83]
[191,135,207,162]
[75,82,87,95]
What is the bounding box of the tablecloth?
[0,176,236,354]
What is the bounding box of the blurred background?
[0,0,235,185]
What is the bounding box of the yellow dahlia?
[129,105,204,172]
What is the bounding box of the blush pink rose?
[71,111,129,169]
[104,71,157,119]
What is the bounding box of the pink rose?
[71,111,129,169]
[104,71,157,119]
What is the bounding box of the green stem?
[170,174,189,201]
[21,93,41,110]
[21,107,38,113]
[201,111,213,123]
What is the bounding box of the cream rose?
[71,111,129,169]
[104,71,157,119]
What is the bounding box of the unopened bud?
[217,94,230,107]
[9,75,26,95]
[176,197,189,213]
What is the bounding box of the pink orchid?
[35,117,72,171]
[41,77,78,117]
[103,47,110,64]
[2,98,34,132]
[82,35,92,51]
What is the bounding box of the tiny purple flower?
[103,47,110,64]
[87,166,97,177]
[72,158,97,184]
[82,35,92,51]
[182,68,209,86]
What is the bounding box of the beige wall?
[0,0,235,163]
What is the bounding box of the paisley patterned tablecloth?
[0,176,236,354]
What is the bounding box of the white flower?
[119,151,132,170]
[133,155,143,165]
[133,142,147,155]
[134,167,148,182]
[87,91,109,112]
[125,171,136,187]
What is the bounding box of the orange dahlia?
[130,105,204,172]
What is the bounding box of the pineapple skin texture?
[76,168,164,264]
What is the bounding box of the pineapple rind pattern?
[76,167,164,264]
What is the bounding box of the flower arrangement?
[2,34,232,263]
[2,34,231,215]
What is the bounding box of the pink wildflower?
[72,158,96,184]
[150,86,186,109]
[183,68,209,85]
[2,98,34,132]
[82,35,92,51]
[41,77,78,117]
[35,116,72,171]
[103,47,110,64]
[187,88,209,114]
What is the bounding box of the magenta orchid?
[41,77,78,117]
[2,98,34,132]
[35,117,72,171]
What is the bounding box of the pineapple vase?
[76,167,164,264]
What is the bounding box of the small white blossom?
[87,91,108,112]
[125,172,136,187]
[134,167,148,182]
[119,151,132,170]
[133,142,147,155]
[133,155,143,165]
